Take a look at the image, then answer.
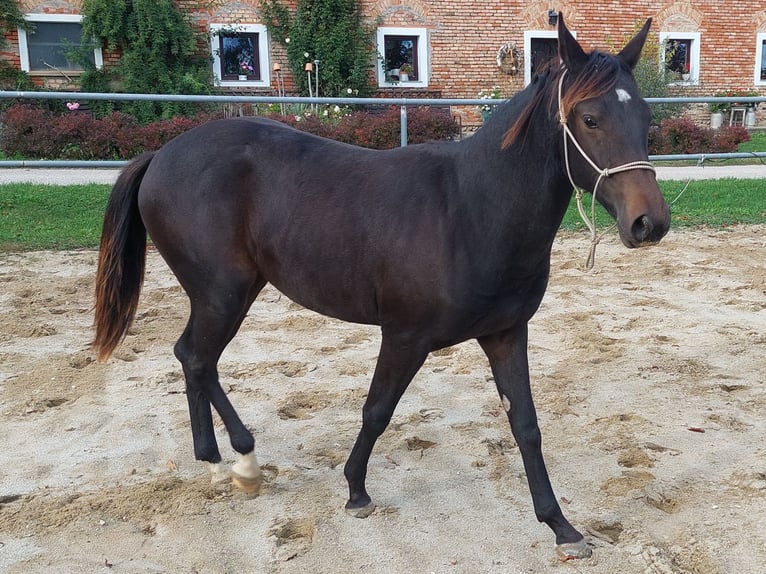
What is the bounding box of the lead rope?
[557,70,656,270]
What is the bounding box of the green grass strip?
[561,178,765,230]
[0,179,763,251]
[0,184,110,251]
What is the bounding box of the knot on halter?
[557,69,656,270]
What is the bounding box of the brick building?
[3,0,766,123]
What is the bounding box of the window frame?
[18,13,103,74]
[376,26,429,88]
[523,30,563,86]
[523,30,579,87]
[659,31,700,85]
[210,23,270,88]
[755,33,766,86]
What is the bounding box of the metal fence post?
[400,105,408,147]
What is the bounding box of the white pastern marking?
[616,88,632,103]
[501,394,511,412]
[232,451,261,479]
[207,462,230,484]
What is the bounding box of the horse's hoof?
[231,470,263,494]
[345,501,376,518]
[556,538,592,561]
[207,462,230,485]
[231,451,262,494]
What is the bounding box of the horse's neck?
[459,90,572,248]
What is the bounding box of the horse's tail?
[92,152,155,362]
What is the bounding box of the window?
[210,24,270,88]
[523,30,572,86]
[665,39,691,77]
[660,32,700,85]
[755,33,766,85]
[376,27,428,87]
[18,14,102,73]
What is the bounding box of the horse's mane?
[502,51,621,149]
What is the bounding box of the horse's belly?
[265,271,381,327]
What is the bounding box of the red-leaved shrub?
[0,105,218,160]
[648,118,750,155]
[269,106,459,149]
[1,104,750,161]
[0,104,452,159]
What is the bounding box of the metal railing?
[0,90,765,168]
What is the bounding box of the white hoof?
[556,538,592,561]
[345,502,376,518]
[231,452,263,494]
[207,462,231,485]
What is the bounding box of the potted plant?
[708,93,730,129]
[399,63,413,82]
[710,89,760,128]
[239,61,253,81]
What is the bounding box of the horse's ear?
[557,13,587,73]
[618,19,652,69]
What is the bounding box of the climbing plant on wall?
[0,1,33,90]
[261,0,375,97]
[0,0,25,49]
[79,0,213,121]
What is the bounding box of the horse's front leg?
[478,326,591,560]
[344,332,429,517]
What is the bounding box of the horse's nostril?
[631,215,653,243]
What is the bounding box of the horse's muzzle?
[624,208,670,248]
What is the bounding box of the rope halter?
[557,69,656,269]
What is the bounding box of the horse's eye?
[582,115,598,129]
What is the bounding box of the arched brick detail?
[20,0,81,13]
[366,0,429,26]
[657,2,703,32]
[209,0,264,23]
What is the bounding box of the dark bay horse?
[93,16,669,559]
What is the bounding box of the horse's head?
[557,16,670,248]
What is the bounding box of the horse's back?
[136,118,460,327]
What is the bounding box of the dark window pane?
[530,37,558,78]
[219,33,260,80]
[27,22,92,70]
[665,39,691,74]
[384,35,418,81]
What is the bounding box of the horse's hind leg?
[344,332,429,517]
[174,271,267,492]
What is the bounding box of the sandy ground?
[0,226,765,574]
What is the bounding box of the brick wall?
[1,28,21,69]
[4,0,766,123]
[359,1,766,95]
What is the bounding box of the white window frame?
[523,30,575,86]
[659,31,701,86]
[376,27,429,88]
[210,23,270,88]
[755,33,766,86]
[18,13,103,73]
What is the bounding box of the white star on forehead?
[616,88,632,103]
